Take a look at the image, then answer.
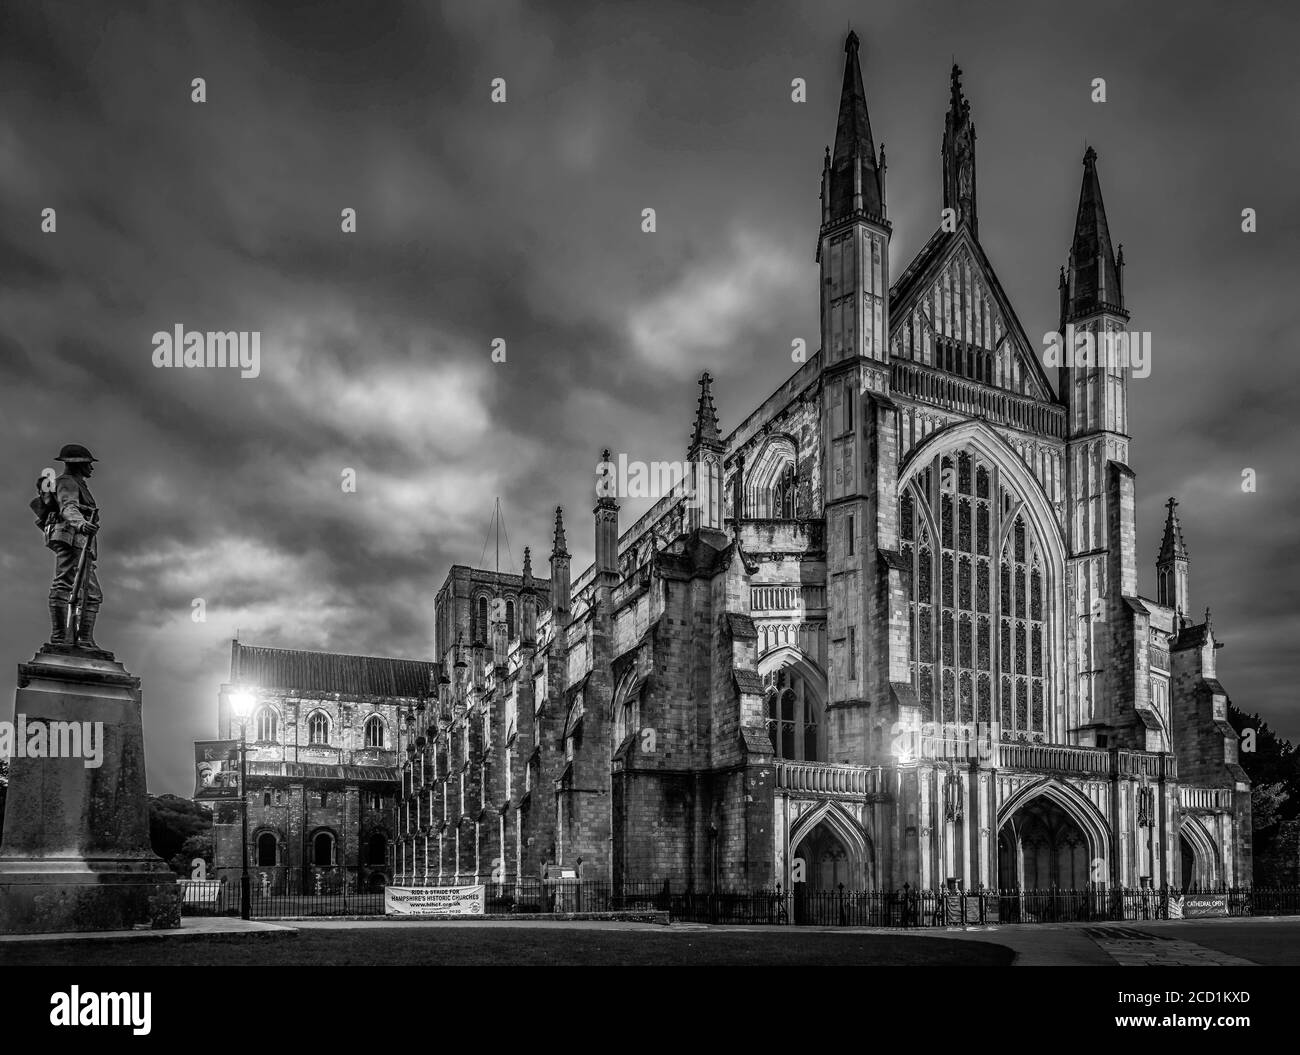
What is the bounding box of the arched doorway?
[795,823,854,892]
[256,831,278,867]
[1179,819,1217,892]
[312,830,336,867]
[789,808,871,925]
[999,797,1090,890]
[998,786,1106,923]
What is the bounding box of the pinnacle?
[690,371,723,451]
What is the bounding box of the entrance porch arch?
[997,779,1110,889]
[789,801,872,891]
[1179,816,1218,891]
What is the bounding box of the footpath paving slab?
[869,924,1114,965]
[1082,932,1255,967]
[1121,916,1300,965]
[938,919,1272,966]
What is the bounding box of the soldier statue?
[38,443,103,649]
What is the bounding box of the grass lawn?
[0,925,1014,966]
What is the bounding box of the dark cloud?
[2,0,1296,795]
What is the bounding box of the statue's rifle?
[68,509,99,646]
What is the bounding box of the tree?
[172,832,214,877]
[148,794,213,876]
[1229,705,1300,884]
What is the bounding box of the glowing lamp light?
[230,691,256,719]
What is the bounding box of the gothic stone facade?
[392,34,1249,894]
[207,642,433,893]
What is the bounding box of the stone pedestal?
[0,645,178,933]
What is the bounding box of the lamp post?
[230,690,255,921]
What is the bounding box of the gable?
[889,228,1057,404]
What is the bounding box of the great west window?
[900,449,1051,739]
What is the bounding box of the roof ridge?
[234,640,430,667]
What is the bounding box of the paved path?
[1077,926,1255,966]
[903,916,1299,965]
[0,917,293,943]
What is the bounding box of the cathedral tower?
[817,31,907,760]
[1059,147,1140,740]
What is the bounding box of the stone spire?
[825,30,883,224]
[519,546,537,645]
[1063,146,1126,324]
[689,371,724,454]
[941,62,977,238]
[551,505,569,559]
[550,507,571,621]
[595,448,620,581]
[1157,497,1189,564]
[686,373,725,534]
[1156,496,1190,618]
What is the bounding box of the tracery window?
[307,711,331,745]
[901,448,1051,739]
[772,464,797,519]
[254,706,278,742]
[764,666,822,761]
[746,438,799,519]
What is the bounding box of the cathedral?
[209,32,1251,898]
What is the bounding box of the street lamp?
[230,690,255,921]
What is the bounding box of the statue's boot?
[49,601,69,645]
[76,606,101,650]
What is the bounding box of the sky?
[1,0,1297,797]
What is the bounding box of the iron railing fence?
[181,878,1300,924]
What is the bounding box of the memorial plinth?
[0,645,178,933]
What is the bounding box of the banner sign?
[194,739,240,799]
[1182,893,1228,918]
[385,885,485,916]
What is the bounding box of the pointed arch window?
[254,706,278,743]
[773,464,797,519]
[307,711,330,746]
[901,447,1053,741]
[764,666,822,762]
[476,596,489,644]
[746,438,799,520]
[364,715,385,749]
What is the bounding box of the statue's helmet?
[55,443,98,463]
